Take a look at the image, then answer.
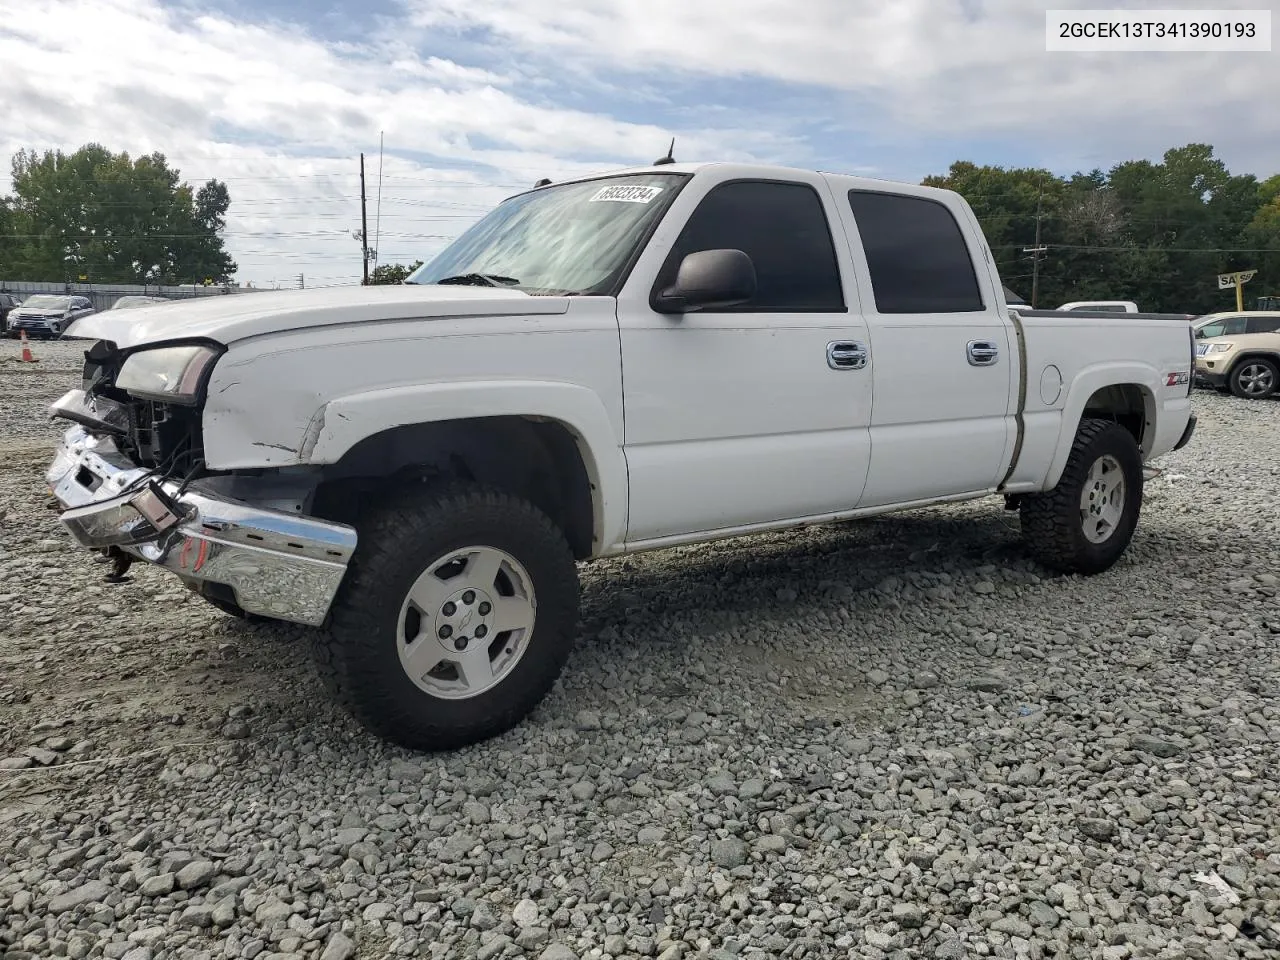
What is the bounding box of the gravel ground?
[2,338,1279,960]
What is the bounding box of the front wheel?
[1019,418,1143,575]
[1229,358,1278,400]
[319,484,581,751]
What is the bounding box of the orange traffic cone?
[19,330,36,363]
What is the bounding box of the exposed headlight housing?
[1206,342,1234,354]
[115,345,221,405]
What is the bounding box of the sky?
[1,0,1277,287]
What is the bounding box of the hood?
[61,284,570,349]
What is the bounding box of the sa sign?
[1218,270,1257,289]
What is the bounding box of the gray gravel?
[2,338,1279,960]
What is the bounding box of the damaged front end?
[45,340,357,626]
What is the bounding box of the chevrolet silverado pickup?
[44,161,1198,751]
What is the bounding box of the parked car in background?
[1059,300,1139,313]
[111,296,171,310]
[1010,295,1190,323]
[1193,311,1280,399]
[1193,311,1280,339]
[1010,294,1195,322]
[5,294,95,339]
[0,292,22,334]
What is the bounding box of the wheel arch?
[1225,350,1280,386]
[303,380,626,559]
[1043,365,1158,490]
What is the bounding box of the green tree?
[370,260,422,284]
[1246,176,1280,304]
[926,144,1280,314]
[0,197,20,275]
[1,144,236,283]
[923,161,1066,307]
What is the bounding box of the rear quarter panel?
[1003,314,1194,491]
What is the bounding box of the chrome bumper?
[46,421,357,626]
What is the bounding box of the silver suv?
[5,294,95,339]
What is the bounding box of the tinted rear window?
[847,191,984,313]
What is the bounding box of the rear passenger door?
[616,175,874,544]
[840,188,1017,507]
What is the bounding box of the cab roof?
[525,161,955,201]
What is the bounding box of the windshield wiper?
[432,273,521,287]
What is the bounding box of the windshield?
[21,295,71,311]
[405,173,688,295]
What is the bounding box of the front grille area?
[123,398,205,474]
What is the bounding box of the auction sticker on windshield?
[589,184,664,203]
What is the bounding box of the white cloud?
[0,0,800,286]
[401,0,1280,170]
[1,0,1276,286]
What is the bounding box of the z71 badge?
[1165,371,1190,386]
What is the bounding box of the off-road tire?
[317,483,581,751]
[1019,418,1143,575]
[1228,356,1278,400]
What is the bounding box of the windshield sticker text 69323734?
[588,184,664,204]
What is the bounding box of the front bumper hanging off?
[46,408,357,627]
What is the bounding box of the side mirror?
[653,249,756,314]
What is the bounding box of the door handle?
[827,341,868,370]
[967,340,1000,366]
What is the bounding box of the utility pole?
[1023,182,1047,308]
[359,152,370,286]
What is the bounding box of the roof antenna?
[652,138,675,166]
[533,178,552,188]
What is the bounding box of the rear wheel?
[1229,358,1278,400]
[1019,418,1143,575]
[319,483,580,751]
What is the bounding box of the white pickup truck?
[45,161,1198,750]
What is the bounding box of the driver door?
[614,173,874,545]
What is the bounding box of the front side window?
[406,174,688,296]
[654,180,845,312]
[848,191,985,314]
[1196,316,1247,338]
